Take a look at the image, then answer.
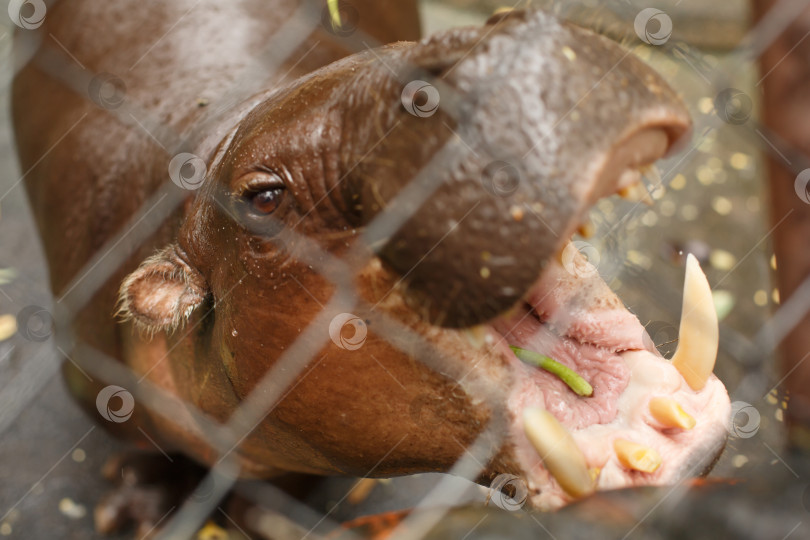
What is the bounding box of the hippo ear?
[118,244,209,334]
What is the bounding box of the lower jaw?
[508,353,729,509]
[476,280,731,509]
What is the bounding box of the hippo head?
[119,11,730,508]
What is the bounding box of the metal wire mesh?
[1,0,808,538]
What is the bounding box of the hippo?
[11,0,730,535]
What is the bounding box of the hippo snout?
[346,10,691,327]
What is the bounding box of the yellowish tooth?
[617,168,642,192]
[463,326,487,347]
[347,478,377,505]
[649,397,696,430]
[556,246,567,265]
[523,408,594,498]
[613,439,662,473]
[671,253,719,391]
[640,164,662,187]
[618,183,653,206]
[576,221,595,238]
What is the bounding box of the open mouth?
[477,143,731,509]
[351,11,731,507]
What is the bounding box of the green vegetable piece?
[328,0,342,28]
[510,346,594,397]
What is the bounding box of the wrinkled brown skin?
[13,1,689,491]
[754,1,810,444]
[13,0,422,470]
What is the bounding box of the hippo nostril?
[355,10,694,330]
[576,126,676,208]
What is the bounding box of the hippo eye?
[247,187,285,216]
[237,171,287,220]
[234,172,289,236]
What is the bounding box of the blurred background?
[0,0,800,538]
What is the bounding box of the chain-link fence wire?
[1,0,809,538]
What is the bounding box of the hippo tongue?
[490,253,642,429]
[487,250,731,509]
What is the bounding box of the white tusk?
[523,408,595,498]
[671,254,719,391]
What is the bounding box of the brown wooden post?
[753,0,810,446]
